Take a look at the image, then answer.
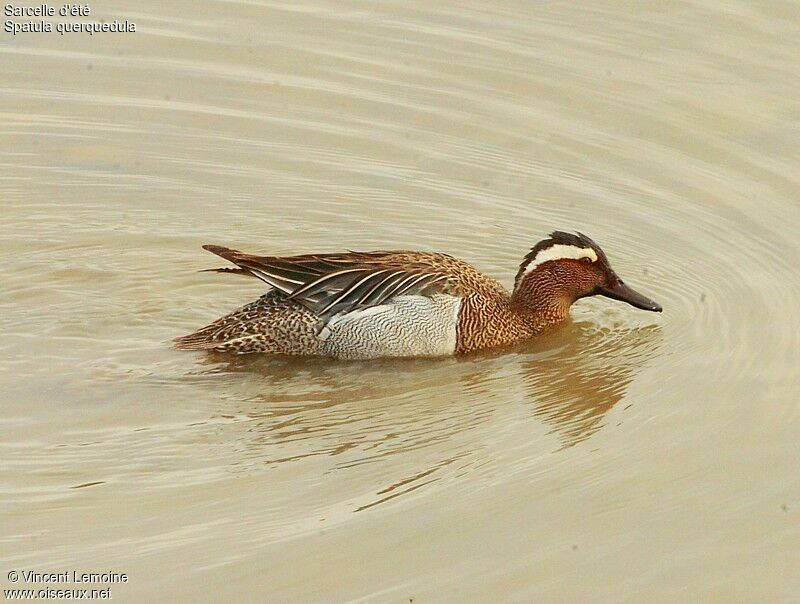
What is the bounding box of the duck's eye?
[581,256,593,264]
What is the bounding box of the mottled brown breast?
[455,292,533,354]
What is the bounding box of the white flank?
[321,294,461,359]
[523,244,598,275]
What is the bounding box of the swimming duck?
[175,231,661,359]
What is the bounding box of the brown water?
[2,1,800,601]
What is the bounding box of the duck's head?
[513,231,662,315]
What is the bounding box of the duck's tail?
[173,324,221,350]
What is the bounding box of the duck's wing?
[201,245,473,319]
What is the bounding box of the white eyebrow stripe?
[523,244,598,274]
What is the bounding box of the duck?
[175,231,662,359]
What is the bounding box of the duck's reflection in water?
[195,320,661,509]
[514,321,662,448]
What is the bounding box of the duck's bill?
[599,281,663,312]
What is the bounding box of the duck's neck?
[510,271,572,332]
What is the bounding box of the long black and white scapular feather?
[202,245,458,319]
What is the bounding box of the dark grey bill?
[599,280,663,312]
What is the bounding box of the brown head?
[512,231,662,322]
